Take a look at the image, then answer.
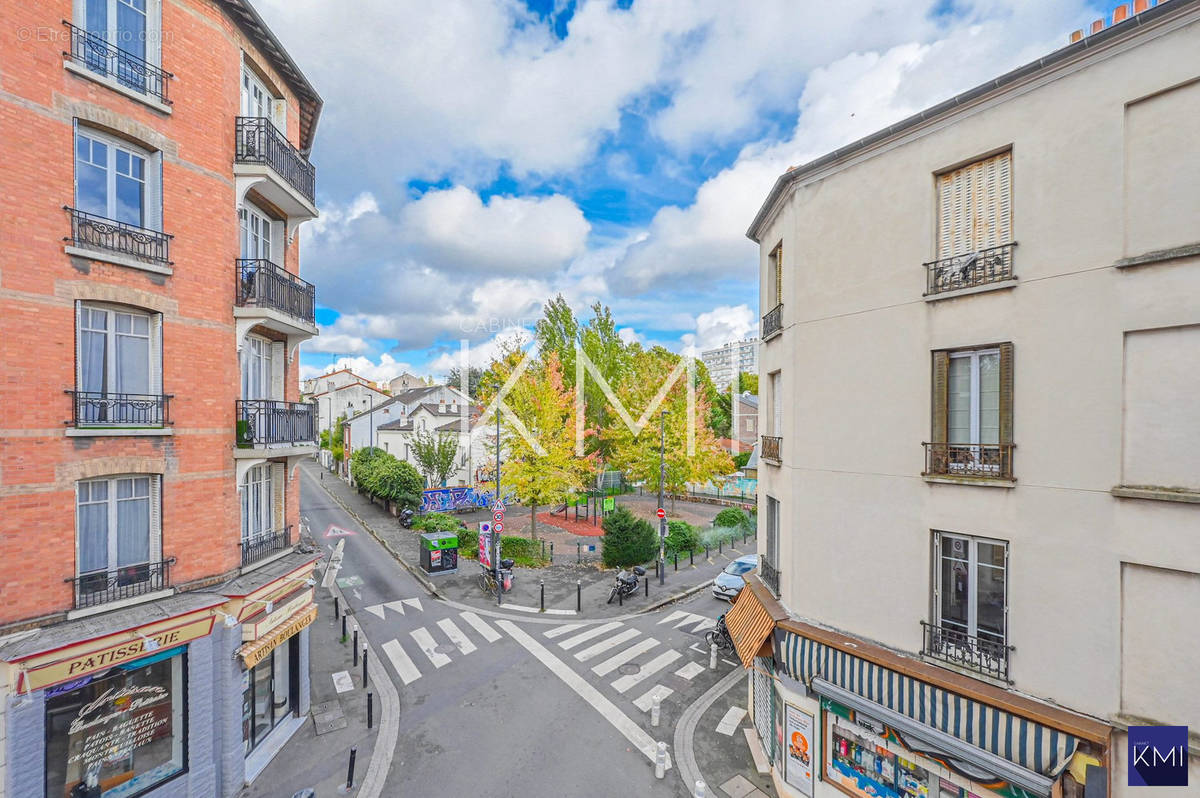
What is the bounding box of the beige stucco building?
[730,3,1200,798]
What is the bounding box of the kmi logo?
[1128,726,1189,787]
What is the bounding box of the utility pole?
[327,397,332,470]
[494,408,502,606]
[658,409,666,585]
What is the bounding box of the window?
[76,475,159,588]
[239,201,276,262]
[76,303,163,424]
[933,531,1007,647]
[936,151,1012,258]
[45,649,185,797]
[240,335,280,401]
[241,65,285,132]
[75,127,157,227]
[241,465,274,541]
[771,372,782,436]
[243,636,297,753]
[765,497,779,565]
[929,344,1013,478]
[768,242,783,308]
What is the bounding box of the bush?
[665,520,699,555]
[414,513,466,533]
[601,506,658,568]
[498,536,550,567]
[713,507,750,530]
[456,526,479,557]
[350,448,423,506]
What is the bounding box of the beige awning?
[238,604,317,669]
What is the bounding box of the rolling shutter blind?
[270,341,285,400]
[931,351,950,443]
[998,343,1014,445]
[937,152,1012,258]
[271,462,286,534]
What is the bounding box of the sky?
[252,0,1100,386]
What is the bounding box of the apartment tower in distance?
[0,1,323,795]
[729,2,1199,797]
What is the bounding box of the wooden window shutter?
[931,350,949,443]
[271,462,285,533]
[150,475,163,563]
[937,151,1012,257]
[74,302,84,390]
[998,342,1014,445]
[150,313,163,396]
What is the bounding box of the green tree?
[534,295,579,388]
[410,429,460,487]
[738,372,759,395]
[446,365,484,398]
[601,506,658,567]
[320,415,346,462]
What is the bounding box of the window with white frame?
[241,65,285,132]
[933,531,1007,646]
[76,475,159,580]
[947,349,999,447]
[770,372,782,436]
[239,201,277,262]
[241,464,274,541]
[76,303,163,424]
[765,496,780,566]
[77,0,162,67]
[74,126,163,232]
[240,335,274,401]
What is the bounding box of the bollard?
[655,742,667,779]
[674,553,678,571]
[334,596,340,620]
[619,588,623,607]
[337,746,357,793]
[743,531,747,545]
[540,580,545,612]
[577,580,582,613]
[541,540,545,558]
[651,693,661,727]
[695,780,706,798]
[710,642,719,670]
[341,614,347,639]
[690,549,694,567]
[719,539,723,554]
[367,692,374,729]
[705,545,710,560]
[362,646,368,687]
[577,542,582,563]
[551,542,555,561]
[645,575,649,597]
[353,630,359,667]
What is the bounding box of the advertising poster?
[478,523,492,568]
[785,705,815,796]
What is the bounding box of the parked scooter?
[398,507,415,529]
[606,565,647,604]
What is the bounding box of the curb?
[638,578,715,614]
[674,667,745,792]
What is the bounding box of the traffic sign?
[494,522,504,533]
[656,508,666,519]
[493,502,505,513]
[493,511,504,523]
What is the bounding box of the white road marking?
[436,618,477,655]
[633,685,674,712]
[384,600,408,616]
[575,628,641,662]
[611,650,682,693]
[410,627,451,668]
[332,670,354,693]
[688,642,707,655]
[543,623,584,639]
[558,621,623,651]
[321,540,345,588]
[675,661,706,680]
[658,610,688,626]
[401,598,423,612]
[381,639,422,686]
[674,612,710,630]
[353,588,362,600]
[544,608,577,615]
[496,620,671,771]
[364,605,386,620]
[459,611,502,643]
[592,638,660,677]
[716,706,747,735]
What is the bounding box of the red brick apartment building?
[0,2,323,794]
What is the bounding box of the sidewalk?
[304,460,758,618]
[687,673,778,798]
[241,585,380,798]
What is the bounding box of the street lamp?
[658,409,666,585]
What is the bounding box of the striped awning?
[238,604,317,669]
[779,631,1079,784]
[725,585,777,668]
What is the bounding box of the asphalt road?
[300,468,741,798]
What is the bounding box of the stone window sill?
[66,427,173,437]
[1113,241,1200,269]
[66,588,175,621]
[65,245,173,276]
[1110,486,1200,504]
[923,475,1016,488]
[63,60,172,115]
[924,278,1018,302]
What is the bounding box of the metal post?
[619,588,623,607]
[658,410,666,585]
[352,630,359,666]
[494,409,502,607]
[674,553,678,571]
[367,692,374,729]
[655,742,667,779]
[346,747,357,789]
[690,549,694,567]
[651,693,661,727]
[362,646,368,686]
[710,643,718,670]
[341,614,347,639]
[719,538,723,554]
[551,542,554,561]
[334,596,340,619]
[577,580,581,612]
[577,542,581,563]
[645,575,649,597]
[540,580,545,612]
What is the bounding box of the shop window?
[242,635,299,754]
[45,648,186,797]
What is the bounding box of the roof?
[377,418,414,432]
[746,0,1198,242]
[310,382,389,400]
[219,550,321,597]
[220,0,323,153]
[738,394,759,409]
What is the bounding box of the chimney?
[1070,0,1160,44]
[438,398,446,413]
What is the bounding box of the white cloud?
[681,304,758,354]
[303,331,370,355]
[299,353,415,385]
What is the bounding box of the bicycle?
[704,613,734,652]
[477,560,514,594]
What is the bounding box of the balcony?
[62,22,172,107]
[923,442,1014,481]
[761,435,782,463]
[759,556,780,597]
[66,391,172,428]
[67,558,175,610]
[234,117,317,221]
[921,621,1012,683]
[236,400,317,448]
[241,526,293,568]
[761,303,783,340]
[924,243,1016,297]
[64,207,172,270]
[236,259,316,323]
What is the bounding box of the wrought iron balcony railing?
[236,400,317,447]
[235,117,316,203]
[923,442,1014,480]
[241,526,292,567]
[64,207,172,265]
[761,435,782,462]
[67,390,172,428]
[62,22,172,104]
[68,557,175,609]
[925,243,1016,296]
[762,303,783,340]
[759,556,780,597]
[235,259,316,325]
[921,621,1012,683]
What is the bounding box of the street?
[299,467,743,797]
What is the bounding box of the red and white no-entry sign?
[656,508,666,519]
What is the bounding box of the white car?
[712,554,758,601]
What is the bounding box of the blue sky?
[254,0,1096,385]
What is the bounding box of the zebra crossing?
[378,610,504,685]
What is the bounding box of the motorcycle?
[705,613,734,651]
[398,507,415,529]
[606,565,646,604]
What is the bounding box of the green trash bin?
[420,531,459,575]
